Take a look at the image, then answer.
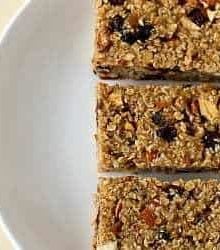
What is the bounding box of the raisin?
[163,184,185,200]
[121,103,130,112]
[156,126,177,142]
[202,131,220,150]
[188,8,208,27]
[152,111,166,126]
[108,0,125,5]
[121,30,137,45]
[110,15,124,32]
[136,24,154,42]
[186,124,196,136]
[157,229,171,241]
[178,0,186,5]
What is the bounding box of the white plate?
[1,1,220,249]
[0,1,96,249]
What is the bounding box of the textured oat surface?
[95,177,220,250]
[97,83,220,171]
[93,0,220,79]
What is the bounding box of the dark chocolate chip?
[202,130,220,150]
[108,0,125,5]
[121,30,137,45]
[156,126,177,142]
[157,228,171,241]
[187,8,208,27]
[110,15,124,32]
[136,24,154,42]
[151,111,166,127]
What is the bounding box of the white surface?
[0,1,96,249]
[1,1,220,250]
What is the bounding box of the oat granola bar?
[97,83,220,171]
[94,177,220,249]
[93,0,220,80]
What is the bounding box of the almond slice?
[97,241,118,250]
[199,98,220,123]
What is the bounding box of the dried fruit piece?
[146,149,159,162]
[163,184,185,200]
[140,207,156,227]
[127,13,140,28]
[110,15,124,32]
[109,0,125,5]
[136,24,154,42]
[97,241,118,250]
[121,30,137,45]
[187,8,208,27]
[199,98,220,124]
[202,130,220,150]
[112,221,123,236]
[156,126,177,142]
[178,0,187,5]
[151,111,166,126]
[157,228,171,241]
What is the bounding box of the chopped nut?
[199,98,220,123]
[181,16,201,30]
[109,92,123,106]
[124,53,135,61]
[124,121,134,131]
[207,9,216,22]
[97,241,118,250]
[97,29,112,52]
[115,200,123,219]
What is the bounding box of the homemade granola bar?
[93,0,220,80]
[94,177,220,250]
[97,83,220,171]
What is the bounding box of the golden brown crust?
[93,0,220,80]
[95,177,220,249]
[97,82,220,171]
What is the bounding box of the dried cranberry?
[108,0,125,5]
[110,15,124,32]
[202,131,220,150]
[152,111,166,127]
[121,30,137,45]
[188,8,208,27]
[136,24,154,42]
[156,126,177,142]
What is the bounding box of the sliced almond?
[181,16,200,30]
[124,122,134,131]
[207,9,216,22]
[199,98,220,123]
[97,241,118,250]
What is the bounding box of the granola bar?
[93,0,220,80]
[94,177,220,249]
[97,83,220,171]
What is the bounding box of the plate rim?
[0,1,32,248]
